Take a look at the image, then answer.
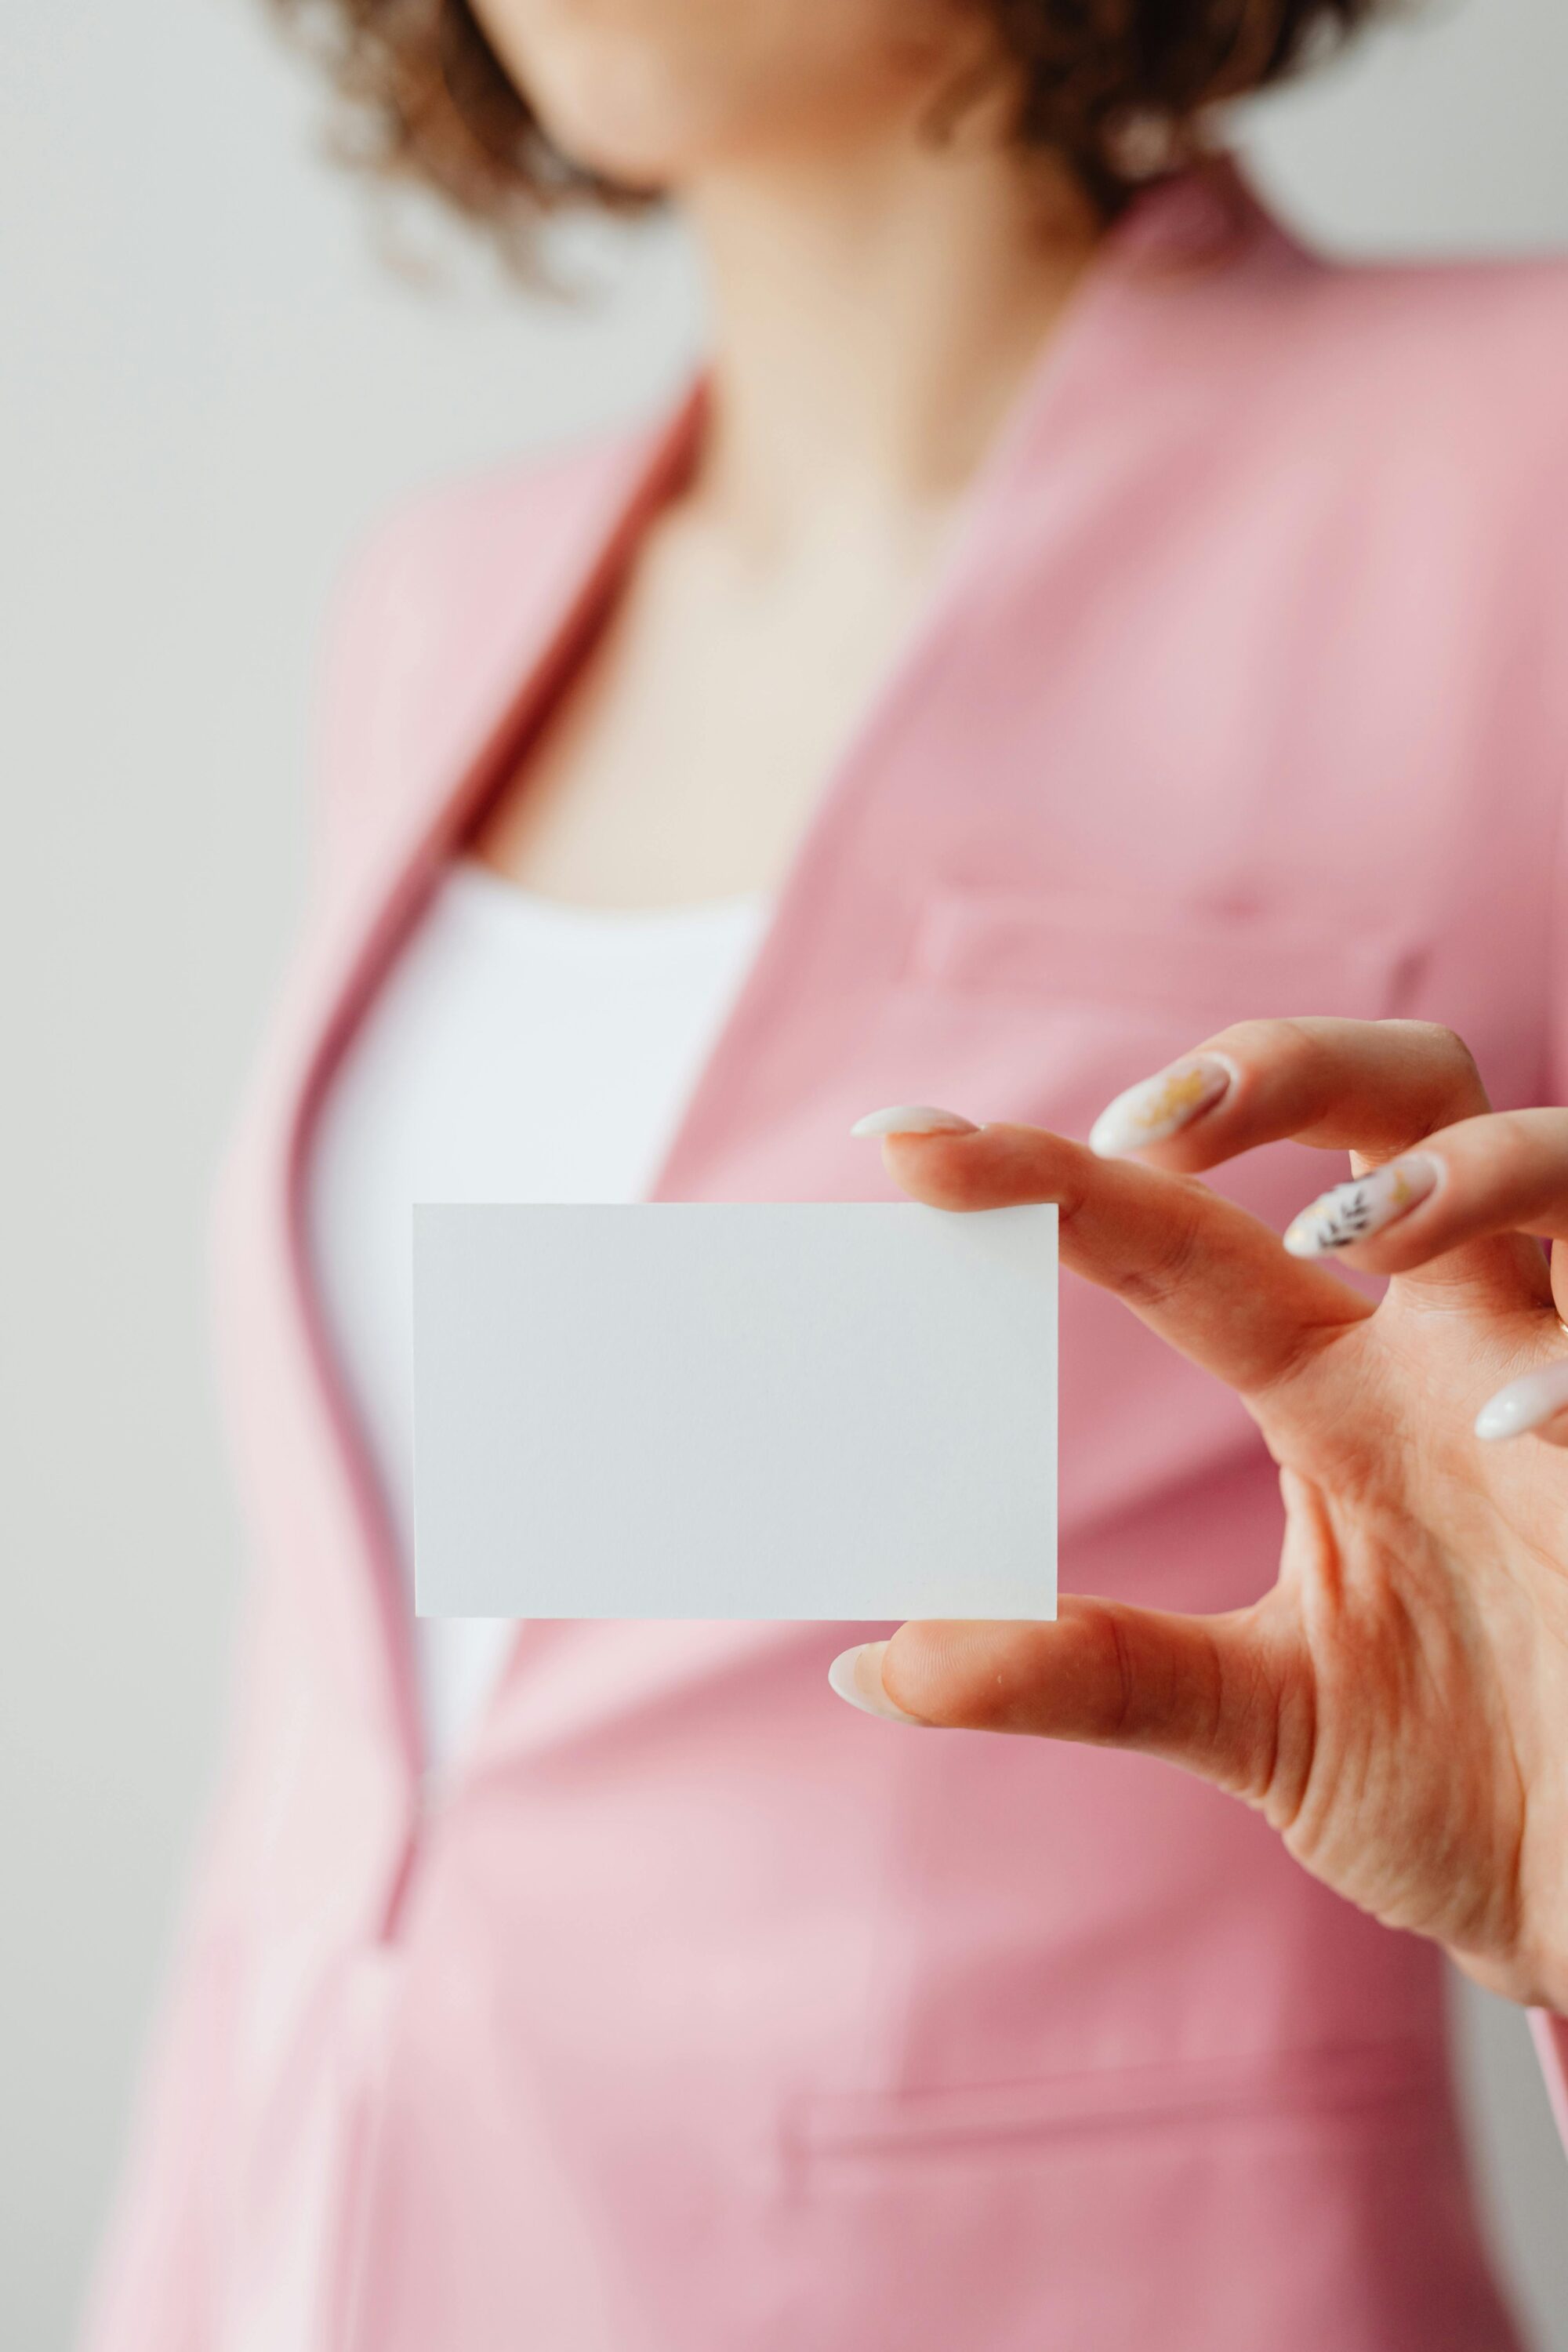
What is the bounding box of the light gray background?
[2,2,1565,2343]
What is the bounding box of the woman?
[86,3,1568,2347]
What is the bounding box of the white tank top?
[307,858,770,1773]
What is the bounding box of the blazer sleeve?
[75,517,419,2352]
[75,1908,235,2352]
[76,1608,258,2352]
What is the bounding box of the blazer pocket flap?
[907,890,1422,1023]
[790,2039,1443,2160]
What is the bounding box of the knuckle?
[1484,1107,1535,1159]
[1249,1312,1356,1410]
[1113,1187,1209,1312]
[1255,1647,1317,1830]
[1401,1022,1487,1116]
[1203,1015,1305,1069]
[1203,1017,1337,1116]
[1095,1610,1139,1742]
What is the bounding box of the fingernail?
[827,1642,927,1725]
[850,1105,978,1138]
[1283,1153,1441,1258]
[1475,1360,1568,1443]
[1088,1056,1234,1158]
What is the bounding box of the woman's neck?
[683,128,1102,554]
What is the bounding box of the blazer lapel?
[213,385,706,1777]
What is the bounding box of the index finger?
[873,1119,1369,1397]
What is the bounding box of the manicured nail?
[827,1642,927,1725]
[1475,1360,1568,1443]
[1283,1154,1441,1258]
[1088,1056,1234,1158]
[850,1105,978,1138]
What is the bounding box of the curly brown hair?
[267,1,1379,263]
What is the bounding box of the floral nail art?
[1088,1056,1234,1157]
[1283,1156,1440,1258]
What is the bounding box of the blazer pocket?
[905,889,1424,1026]
[789,2038,1446,2165]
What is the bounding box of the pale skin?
[459,5,1568,2012]
[848,1028,1568,2017]
[470,0,1099,903]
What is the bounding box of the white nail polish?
[1475,1360,1568,1443]
[1283,1154,1441,1258]
[850,1105,978,1139]
[1088,1056,1234,1158]
[827,1644,926,1725]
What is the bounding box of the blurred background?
[3,1,1567,2343]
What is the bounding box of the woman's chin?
[521,47,861,194]
[518,53,741,192]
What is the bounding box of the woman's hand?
[834,1020,1568,2013]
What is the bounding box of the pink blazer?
[86,175,1568,2351]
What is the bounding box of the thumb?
[831,1600,1289,1804]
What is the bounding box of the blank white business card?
[413,1203,1056,1622]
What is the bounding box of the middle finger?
[1088,1017,1490,1171]
[1089,1016,1548,1314]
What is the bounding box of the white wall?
[2,2,1566,2345]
